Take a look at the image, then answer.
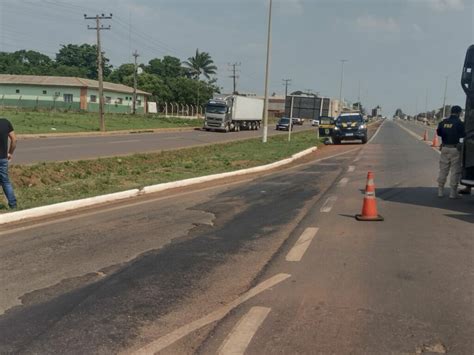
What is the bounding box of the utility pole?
[85,13,112,132]
[262,0,272,143]
[357,80,361,111]
[282,78,291,98]
[228,62,241,94]
[415,96,418,118]
[132,50,139,115]
[425,89,429,121]
[339,59,348,114]
[442,75,448,118]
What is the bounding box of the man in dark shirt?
[436,106,465,198]
[0,118,17,208]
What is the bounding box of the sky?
[0,0,473,116]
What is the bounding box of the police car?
[333,113,368,144]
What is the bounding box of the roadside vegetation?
[1,109,203,134]
[3,131,320,211]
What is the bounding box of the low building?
[0,74,152,113]
[372,105,382,117]
[255,94,286,117]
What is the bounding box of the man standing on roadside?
[437,106,465,199]
[0,117,17,209]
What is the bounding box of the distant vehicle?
[291,117,304,125]
[311,119,319,126]
[276,117,293,131]
[333,113,368,144]
[460,44,474,187]
[204,95,263,132]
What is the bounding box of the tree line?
[0,44,219,106]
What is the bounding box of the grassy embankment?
[0,109,203,134]
[3,130,320,211]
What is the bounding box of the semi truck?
[204,95,263,132]
[460,45,474,187]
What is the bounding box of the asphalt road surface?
[0,120,472,354]
[14,125,311,165]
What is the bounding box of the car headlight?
[334,126,340,131]
[359,124,366,129]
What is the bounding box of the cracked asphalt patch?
[0,152,351,354]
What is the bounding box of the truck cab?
[204,98,232,132]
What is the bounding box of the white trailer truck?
[204,95,263,132]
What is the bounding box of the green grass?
[0,109,203,134]
[3,130,320,211]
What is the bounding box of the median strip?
[1,131,320,224]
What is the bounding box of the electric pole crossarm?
[228,62,241,94]
[282,78,292,98]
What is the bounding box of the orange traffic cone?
[423,130,428,141]
[431,133,439,147]
[355,172,384,221]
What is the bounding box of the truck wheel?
[236,124,240,132]
[225,124,230,133]
[333,138,341,145]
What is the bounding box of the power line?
[85,13,112,132]
[228,62,241,94]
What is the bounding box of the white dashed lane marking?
[286,227,319,262]
[338,177,349,187]
[348,165,355,172]
[320,196,338,213]
[218,307,271,355]
[132,274,290,355]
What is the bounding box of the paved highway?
[14,125,311,165]
[0,120,472,354]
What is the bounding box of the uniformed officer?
[436,105,465,198]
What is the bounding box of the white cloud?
[356,15,400,33]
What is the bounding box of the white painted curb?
[0,146,317,225]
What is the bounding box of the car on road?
[311,119,319,126]
[333,113,368,144]
[276,117,293,131]
[291,117,304,125]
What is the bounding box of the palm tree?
[183,49,217,80]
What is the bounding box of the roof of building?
[0,74,151,96]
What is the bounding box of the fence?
[157,102,205,119]
[0,95,205,118]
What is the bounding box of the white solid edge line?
[338,177,349,187]
[0,147,318,226]
[348,165,355,173]
[367,119,385,144]
[320,196,338,213]
[286,227,319,262]
[395,121,441,155]
[131,273,290,355]
[218,306,271,355]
